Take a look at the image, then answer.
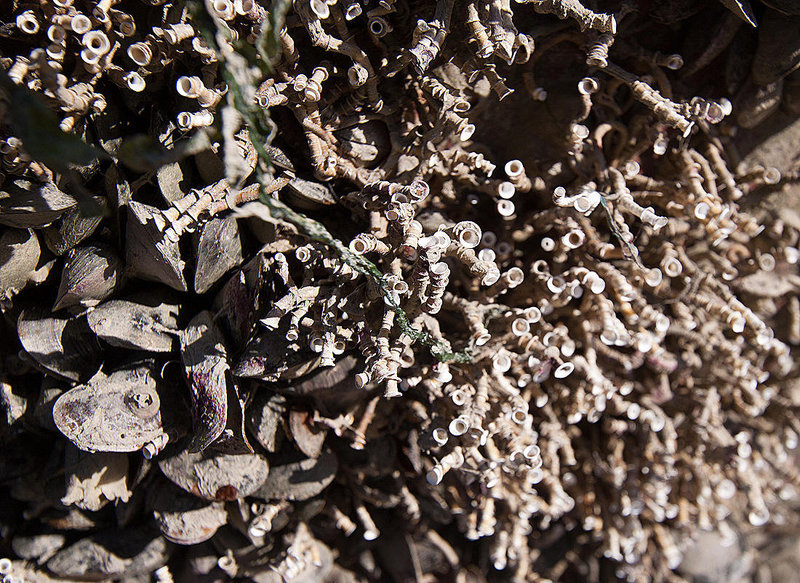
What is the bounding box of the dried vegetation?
[1,0,800,582]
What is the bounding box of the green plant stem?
[192,0,471,364]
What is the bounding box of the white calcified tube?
[397,220,422,260]
[532,357,552,382]
[320,333,336,367]
[526,467,544,484]
[432,230,451,249]
[114,13,136,37]
[572,123,590,139]
[355,503,380,540]
[758,253,776,272]
[511,318,530,336]
[248,516,269,538]
[617,193,669,230]
[342,0,362,19]
[176,76,204,98]
[524,306,542,323]
[160,23,195,44]
[763,167,781,184]
[640,206,669,230]
[347,63,368,88]
[392,279,409,295]
[451,221,482,248]
[429,261,451,285]
[505,267,525,287]
[636,332,654,353]
[491,530,509,570]
[82,31,111,56]
[524,444,541,460]
[561,229,585,249]
[332,338,346,355]
[451,390,469,406]
[460,123,476,141]
[235,0,255,15]
[124,71,147,93]
[547,275,567,294]
[552,186,574,207]
[91,0,113,23]
[582,271,606,293]
[354,371,372,389]
[497,181,515,199]
[304,64,330,102]
[210,0,236,19]
[600,327,618,346]
[531,259,549,275]
[661,256,682,277]
[127,42,154,66]
[574,189,601,214]
[310,0,330,18]
[448,416,470,436]
[285,322,300,342]
[644,268,663,287]
[142,441,158,459]
[714,479,735,501]
[569,281,584,299]
[292,74,308,92]
[654,314,670,334]
[92,93,107,113]
[80,48,102,67]
[349,234,377,254]
[578,76,599,95]
[727,312,746,334]
[432,427,449,446]
[507,450,527,468]
[435,363,452,383]
[16,11,40,34]
[748,506,770,527]
[531,87,547,101]
[368,16,392,37]
[477,248,496,263]
[425,296,443,315]
[510,409,528,425]
[70,13,93,34]
[0,140,17,156]
[48,24,67,43]
[192,36,217,63]
[426,448,465,485]
[623,160,640,178]
[47,43,66,61]
[492,352,512,373]
[497,199,515,217]
[482,266,501,286]
[694,201,711,220]
[453,99,472,115]
[504,159,525,178]
[197,87,222,108]
[309,336,324,354]
[384,202,404,222]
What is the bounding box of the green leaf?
[118,131,212,173]
[0,70,100,172]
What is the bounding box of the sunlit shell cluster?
[1,0,800,582]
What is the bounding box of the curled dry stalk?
[189,0,471,364]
